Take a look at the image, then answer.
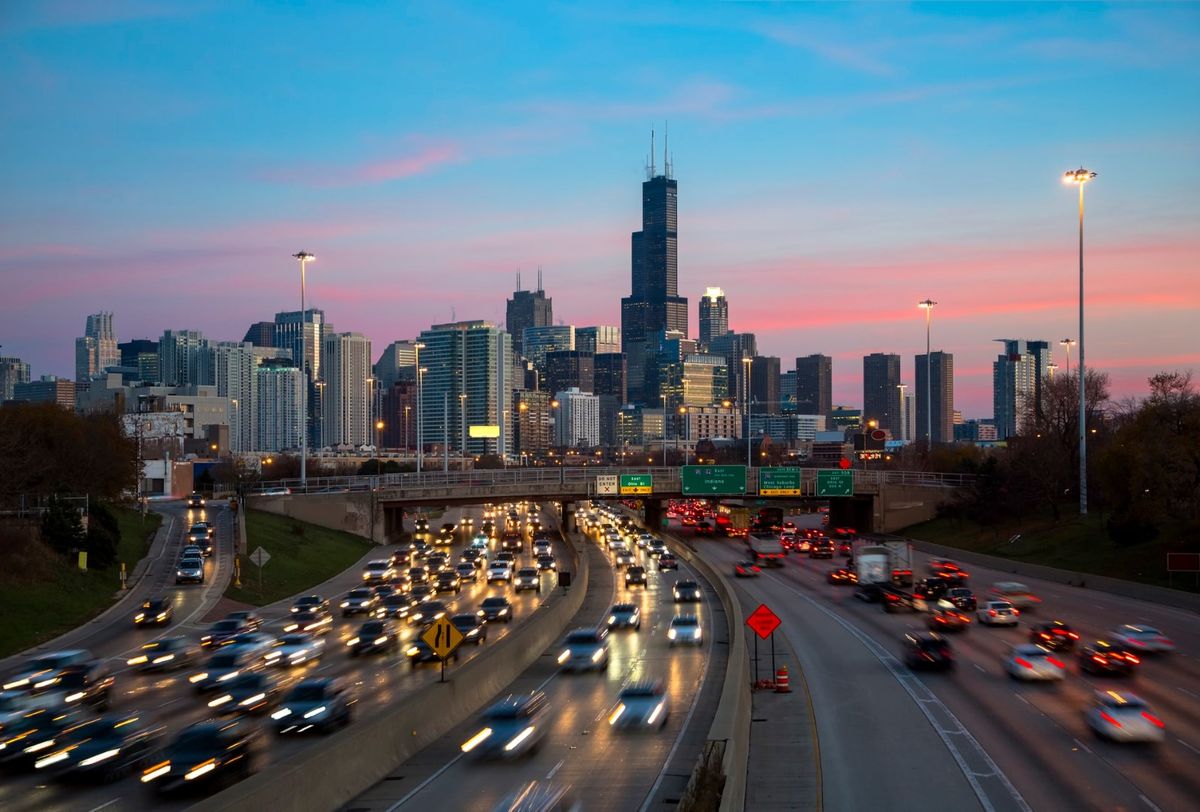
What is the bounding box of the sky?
[1,1,1198,417]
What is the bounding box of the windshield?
[211,620,240,632]
[286,683,328,703]
[168,728,224,760]
[208,652,240,668]
[566,631,598,643]
[673,617,698,627]
[482,598,507,608]
[360,622,385,635]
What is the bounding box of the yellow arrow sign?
[420,616,464,660]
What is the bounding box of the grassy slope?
[226,510,374,606]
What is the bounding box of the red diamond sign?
[746,603,781,640]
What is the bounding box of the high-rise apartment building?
[992,339,1051,440]
[750,356,781,415]
[211,342,261,452]
[506,275,552,357]
[554,388,600,447]
[522,325,574,374]
[417,321,513,457]
[321,333,371,448]
[863,353,902,436]
[256,362,304,452]
[274,309,329,448]
[621,145,687,404]
[795,354,832,416]
[916,352,955,444]
[698,287,729,350]
[0,356,32,402]
[544,350,594,397]
[158,330,211,387]
[896,384,916,442]
[708,332,757,407]
[374,340,419,388]
[75,312,119,383]
[242,321,276,348]
[780,370,798,412]
[575,326,621,355]
[513,389,551,457]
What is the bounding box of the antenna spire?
[647,129,656,180]
[516,269,521,292]
[663,121,670,179]
[537,266,543,292]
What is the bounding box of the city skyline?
[2,3,1198,414]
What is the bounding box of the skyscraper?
[506,273,552,357]
[322,332,372,448]
[158,330,211,387]
[75,312,119,382]
[795,354,832,416]
[554,388,600,447]
[780,369,798,412]
[992,339,1051,440]
[698,287,729,350]
[0,355,31,401]
[709,332,757,407]
[242,321,276,348]
[522,325,575,374]
[544,350,594,397]
[916,351,955,444]
[256,361,304,452]
[621,137,688,404]
[863,353,902,436]
[750,356,781,414]
[593,352,627,447]
[575,326,621,355]
[212,342,260,453]
[374,340,419,388]
[118,339,160,383]
[513,389,551,456]
[417,321,513,457]
[275,309,329,448]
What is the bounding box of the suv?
[513,567,541,593]
[175,556,205,585]
[625,566,647,588]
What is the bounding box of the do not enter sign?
[746,603,782,640]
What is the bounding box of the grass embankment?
[0,507,161,658]
[226,510,374,606]
[902,509,1199,594]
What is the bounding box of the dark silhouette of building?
[381,379,417,449]
[544,350,594,398]
[242,321,276,348]
[118,339,160,383]
[916,351,955,444]
[863,353,901,435]
[750,356,780,414]
[505,271,552,357]
[709,332,757,406]
[795,354,832,416]
[594,353,627,448]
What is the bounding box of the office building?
[684,404,742,441]
[646,330,697,406]
[522,325,574,374]
[621,142,688,404]
[13,376,76,410]
[575,326,621,355]
[828,406,862,431]
[256,363,304,452]
[748,414,826,445]
[275,309,329,448]
[545,350,594,397]
[897,385,916,442]
[616,404,665,449]
[554,388,600,448]
[211,342,261,453]
[417,321,513,457]
[916,351,955,444]
[321,333,372,448]
[863,353,902,436]
[795,354,832,416]
[513,389,551,457]
[506,274,552,357]
[698,287,729,349]
[158,330,211,387]
[0,356,32,402]
[75,312,119,383]
[709,332,757,406]
[242,321,276,348]
[593,353,627,402]
[374,340,419,388]
[378,379,417,450]
[750,356,781,415]
[992,339,1051,440]
[118,339,159,383]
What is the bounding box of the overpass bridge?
[233,467,971,543]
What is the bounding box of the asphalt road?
[345,506,725,812]
[688,515,1200,812]
[0,503,567,811]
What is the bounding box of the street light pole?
[1059,338,1076,379]
[1064,167,1097,515]
[917,299,937,445]
[414,342,426,473]
[292,251,315,485]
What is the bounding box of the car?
[944,587,977,611]
[22,661,114,713]
[190,521,215,539]
[1084,691,1165,743]
[460,548,486,569]
[556,627,609,672]
[534,539,553,554]
[372,583,400,601]
[514,567,541,593]
[658,554,679,571]
[409,600,449,627]
[535,554,557,573]
[826,567,857,585]
[732,560,762,579]
[141,719,260,794]
[977,600,1020,626]
[127,637,198,672]
[1005,644,1066,681]
[380,592,419,620]
[501,532,523,551]
[413,517,430,534]
[451,613,488,645]
[285,596,333,635]
[460,692,549,759]
[340,587,382,617]
[406,566,430,585]
[668,615,703,646]
[1030,620,1080,652]
[648,540,667,558]
[174,557,204,585]
[481,521,495,537]
[488,562,514,583]
[471,533,490,548]
[902,633,955,671]
[271,677,355,735]
[224,610,263,632]
[0,707,94,769]
[479,596,513,623]
[186,525,214,556]
[361,560,396,585]
[189,647,264,693]
[609,680,670,731]
[262,633,325,668]
[614,549,635,567]
[1110,625,1175,654]
[927,606,971,632]
[32,711,164,780]
[205,672,280,715]
[199,618,250,649]
[388,549,411,569]
[456,562,480,582]
[1079,640,1141,677]
[405,636,457,665]
[409,583,435,603]
[133,597,173,627]
[673,579,702,602]
[347,620,399,656]
[440,522,458,535]
[426,553,450,573]
[186,492,205,509]
[809,541,835,559]
[624,565,647,588]
[225,632,273,658]
[462,515,475,527]
[492,549,515,564]
[988,582,1041,611]
[180,544,204,560]
[606,603,641,630]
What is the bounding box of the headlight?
[346,637,360,646]
[303,705,327,718]
[591,648,605,663]
[185,760,216,781]
[647,701,665,725]
[340,601,350,608]
[34,750,72,769]
[498,608,508,616]
[271,708,292,720]
[153,654,175,664]
[557,650,570,664]
[239,692,266,706]
[608,615,616,624]
[135,613,145,622]
[504,726,536,752]
[290,607,300,613]
[128,655,149,665]
[207,695,232,707]
[218,670,239,682]
[189,672,208,683]
[609,703,626,725]
[156,613,167,621]
[668,629,677,639]
[373,636,387,645]
[142,761,171,782]
[406,646,420,656]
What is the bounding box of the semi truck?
[747,533,787,566]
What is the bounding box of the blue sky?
[2,1,1198,414]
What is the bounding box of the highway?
[683,515,1200,812]
[346,506,725,812]
[0,502,569,810]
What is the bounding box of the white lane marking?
[1177,738,1200,756]
[1014,693,1032,706]
[545,759,565,781]
[1072,738,1093,754]
[1140,794,1164,812]
[1176,686,1200,700]
[973,663,986,673]
[88,800,121,812]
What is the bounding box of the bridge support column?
[561,500,577,533]
[643,498,665,532]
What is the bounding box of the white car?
[648,541,667,558]
[487,562,513,583]
[263,633,325,668]
[513,567,541,593]
[637,533,655,549]
[668,615,703,646]
[988,582,1041,611]
[977,601,1020,626]
[608,680,670,730]
[1085,691,1165,743]
[1004,644,1066,681]
[1109,625,1175,654]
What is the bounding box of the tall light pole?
[1059,338,1076,379]
[1047,362,1058,380]
[678,406,688,465]
[896,384,908,442]
[404,405,411,454]
[917,299,937,445]
[292,251,315,485]
[374,420,384,470]
[1064,167,1097,515]
[414,341,426,472]
[442,392,449,473]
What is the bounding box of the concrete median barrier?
[192,531,590,812]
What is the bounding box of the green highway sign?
[758,468,801,496]
[816,469,854,497]
[619,474,653,495]
[681,465,746,495]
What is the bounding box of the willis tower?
[621,131,687,404]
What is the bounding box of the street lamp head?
[376,420,384,430]
[551,400,559,408]
[1063,168,1097,185]
[917,299,937,310]
[868,419,878,429]
[292,251,315,262]
[518,401,528,411]
[1060,338,1075,348]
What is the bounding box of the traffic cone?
[775,665,792,693]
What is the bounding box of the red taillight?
[1141,712,1164,729]
[989,609,997,616]
[1047,656,1065,668]
[1013,609,1021,616]
[1015,657,1032,668]
[1100,710,1122,728]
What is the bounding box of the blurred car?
[536,554,557,573]
[451,613,488,645]
[133,597,173,628]
[672,579,702,602]
[409,584,435,603]
[4,651,97,693]
[186,524,214,555]
[285,596,333,635]
[927,605,971,632]
[413,518,430,534]
[180,544,205,561]
[174,556,204,585]
[977,601,1020,627]
[1030,620,1080,652]
[372,583,399,601]
[614,549,636,567]
[388,549,411,569]
[624,565,647,588]
[1080,640,1141,677]
[199,618,249,650]
[501,532,523,551]
[0,707,93,769]
[271,677,355,735]
[186,492,205,509]
[361,560,396,585]
[262,633,324,668]
[406,636,457,665]
[608,680,669,731]
[407,566,430,585]
[24,663,114,713]
[556,627,610,672]
[648,540,667,558]
[409,600,449,627]
[460,548,486,569]
[223,610,262,632]
[189,647,264,693]
[141,718,260,794]
[380,592,419,620]
[479,596,513,623]
[460,692,549,759]
[440,522,458,535]
[340,587,382,618]
[1110,625,1175,654]
[225,632,272,658]
[657,554,679,571]
[206,672,280,715]
[32,711,163,780]
[534,539,554,555]
[606,604,641,630]
[902,633,954,671]
[1084,691,1165,743]
[668,615,703,646]
[988,582,1041,611]
[1005,644,1066,681]
[456,562,480,582]
[488,561,514,583]
[347,619,399,656]
[826,567,856,585]
[435,570,463,595]
[427,553,451,573]
[809,540,835,559]
[126,637,198,673]
[462,515,475,528]
[514,567,541,593]
[944,587,977,611]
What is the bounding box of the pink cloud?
[256,142,463,188]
